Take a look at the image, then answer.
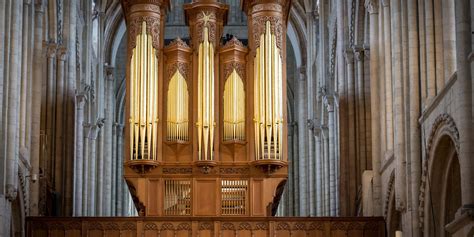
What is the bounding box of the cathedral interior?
[0,0,473,237]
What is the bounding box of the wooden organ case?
[121,0,291,217]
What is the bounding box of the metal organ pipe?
[254,21,284,160]
[129,21,159,160]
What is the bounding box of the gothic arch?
[419,113,461,235]
[384,171,395,217]
[386,180,402,237]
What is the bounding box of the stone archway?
[424,135,461,237]
[420,114,462,237]
[385,172,401,237]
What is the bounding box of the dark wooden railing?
[27,216,385,237]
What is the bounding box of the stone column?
[30,1,45,216]
[424,0,436,98]
[314,128,322,216]
[345,50,357,215]
[116,124,124,216]
[327,99,337,216]
[74,94,86,216]
[0,0,6,199]
[55,48,68,211]
[97,127,104,215]
[354,48,367,179]
[82,120,90,215]
[104,66,115,216]
[88,122,101,216]
[293,123,300,216]
[322,125,330,215]
[5,0,23,202]
[111,125,117,216]
[45,43,57,185]
[382,0,394,152]
[454,0,474,207]
[296,66,309,216]
[365,0,382,216]
[406,0,421,235]
[391,0,407,212]
[336,0,349,216]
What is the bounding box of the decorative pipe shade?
[197,16,215,161]
[254,21,284,160]
[167,71,189,142]
[223,69,245,141]
[129,21,159,160]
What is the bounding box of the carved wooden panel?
[27,217,386,237]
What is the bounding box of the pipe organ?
[223,69,245,141]
[196,16,216,161]
[166,71,189,142]
[254,21,284,160]
[122,0,291,217]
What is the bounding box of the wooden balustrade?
[27,216,385,237]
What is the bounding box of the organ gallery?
[122,0,290,217]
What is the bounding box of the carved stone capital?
[46,43,57,58]
[353,49,364,62]
[365,0,379,14]
[75,93,88,108]
[5,184,18,202]
[344,50,354,61]
[57,47,68,61]
[105,66,115,81]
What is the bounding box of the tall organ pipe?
[129,21,159,160]
[254,21,283,160]
[197,24,215,160]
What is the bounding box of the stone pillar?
[315,128,322,216]
[391,0,407,212]
[46,43,57,187]
[382,1,394,152]
[104,66,115,216]
[104,67,116,216]
[88,124,100,216]
[97,127,104,215]
[296,66,309,216]
[55,47,68,212]
[365,0,382,216]
[30,1,45,216]
[454,0,474,207]
[322,125,330,215]
[74,94,86,216]
[354,48,367,180]
[407,0,421,235]
[336,0,349,216]
[325,99,336,216]
[82,121,89,215]
[345,50,357,215]
[424,0,436,98]
[6,0,23,200]
[116,124,124,216]
[0,0,6,200]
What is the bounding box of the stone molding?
[5,184,18,202]
[418,113,460,228]
[383,171,395,216]
[365,0,379,14]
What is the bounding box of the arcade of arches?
[0,0,473,237]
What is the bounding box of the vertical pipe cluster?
[129,21,159,160]
[164,179,191,215]
[223,69,245,141]
[167,71,189,141]
[197,22,215,161]
[254,21,284,160]
[221,180,248,215]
